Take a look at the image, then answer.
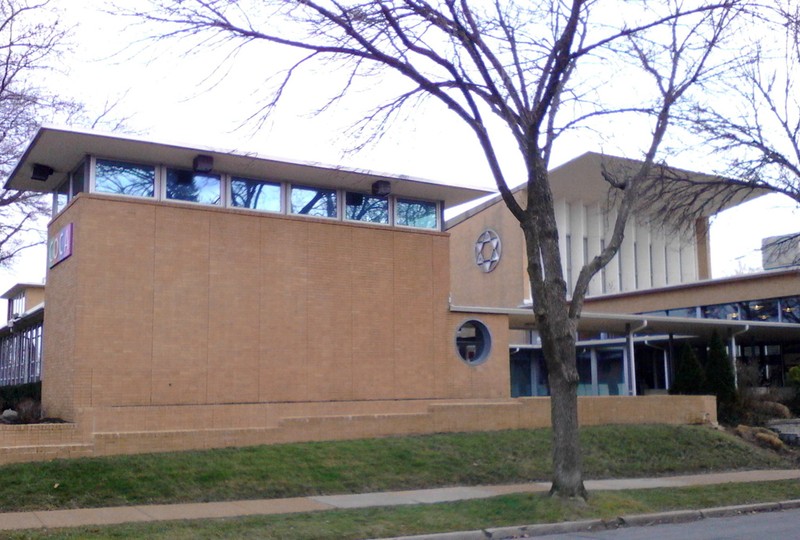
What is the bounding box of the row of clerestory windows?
[54,158,440,230]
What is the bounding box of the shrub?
[0,381,41,411]
[705,332,737,403]
[670,343,705,395]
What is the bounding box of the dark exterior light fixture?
[193,154,214,173]
[31,163,54,181]
[372,180,391,197]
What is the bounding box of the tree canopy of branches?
[639,1,800,260]
[0,0,80,267]
[127,0,741,499]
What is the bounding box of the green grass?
[0,424,790,513]
[6,480,800,539]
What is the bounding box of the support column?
[626,324,637,396]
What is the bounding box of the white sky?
[0,1,797,318]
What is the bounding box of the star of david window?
[475,229,502,273]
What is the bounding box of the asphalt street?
[531,507,800,539]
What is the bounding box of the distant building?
[0,283,44,387]
[762,233,800,271]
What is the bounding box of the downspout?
[626,320,648,396]
[729,325,750,389]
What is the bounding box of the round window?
[455,320,492,365]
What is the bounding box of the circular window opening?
[455,320,492,365]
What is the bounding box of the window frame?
[289,184,339,219]
[162,166,223,207]
[343,191,390,226]
[394,197,440,230]
[91,157,157,200]
[229,175,283,214]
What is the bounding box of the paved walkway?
[1,469,799,532]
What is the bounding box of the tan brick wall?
[42,202,82,420]
[0,395,716,464]
[44,194,511,418]
[585,269,800,314]
[24,287,45,311]
[448,195,527,308]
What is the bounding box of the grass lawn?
[6,480,800,539]
[0,424,792,513]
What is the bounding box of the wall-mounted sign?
[475,229,502,272]
[48,223,73,269]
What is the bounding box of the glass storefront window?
[231,177,281,212]
[291,185,337,217]
[396,198,437,229]
[95,159,155,198]
[597,349,625,395]
[576,349,593,396]
[345,192,389,224]
[166,169,221,205]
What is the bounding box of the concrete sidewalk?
[1,469,799,532]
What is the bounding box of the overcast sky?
[0,1,797,316]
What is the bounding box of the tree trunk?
[521,196,587,499]
[544,329,586,499]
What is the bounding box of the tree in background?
[127,0,741,499]
[671,343,706,396]
[0,0,80,267]
[638,1,800,259]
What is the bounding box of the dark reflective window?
[667,307,698,318]
[702,303,739,320]
[396,198,437,229]
[577,349,593,396]
[345,192,388,224]
[597,349,625,396]
[231,177,280,212]
[291,185,337,217]
[95,159,155,198]
[166,169,220,204]
[780,297,800,323]
[740,299,779,322]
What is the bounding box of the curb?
[376,500,800,539]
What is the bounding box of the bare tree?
[639,2,800,262]
[0,0,83,267]
[126,0,740,499]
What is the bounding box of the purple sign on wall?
[48,223,73,268]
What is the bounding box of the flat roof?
[6,126,494,208]
[446,152,764,229]
[1,282,45,300]
[451,304,800,343]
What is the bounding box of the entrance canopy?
[451,305,800,344]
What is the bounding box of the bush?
[0,381,41,411]
[705,332,737,402]
[670,343,705,395]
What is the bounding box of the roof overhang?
[451,305,800,344]
[1,283,44,300]
[446,151,766,229]
[5,126,493,208]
